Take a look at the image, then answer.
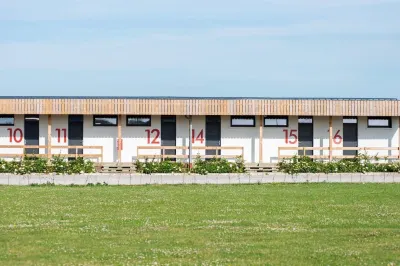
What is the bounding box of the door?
[298,117,313,156]
[161,116,176,160]
[206,116,221,157]
[68,115,84,158]
[24,115,40,155]
[343,117,358,156]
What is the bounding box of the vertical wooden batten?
[329,116,333,161]
[259,115,263,163]
[47,115,52,160]
[118,115,122,162]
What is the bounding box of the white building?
[0,97,399,164]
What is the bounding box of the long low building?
[0,96,399,163]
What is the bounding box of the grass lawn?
[0,184,399,265]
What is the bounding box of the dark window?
[367,117,391,128]
[93,115,118,126]
[264,116,288,127]
[231,116,255,127]
[127,115,151,126]
[0,115,14,126]
[343,117,357,124]
[299,117,313,124]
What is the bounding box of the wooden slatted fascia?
[0,98,399,116]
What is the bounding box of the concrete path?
[0,173,400,185]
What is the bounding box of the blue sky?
[0,0,399,98]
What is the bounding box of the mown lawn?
[0,184,399,265]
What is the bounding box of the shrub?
[278,154,400,175]
[0,156,95,175]
[192,155,245,175]
[135,155,246,175]
[135,158,188,174]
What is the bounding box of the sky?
[0,0,399,98]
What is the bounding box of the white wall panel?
[51,115,69,156]
[221,116,258,163]
[121,115,161,162]
[176,116,205,160]
[0,115,24,158]
[313,116,343,159]
[83,115,117,163]
[358,116,399,159]
[39,115,48,155]
[263,116,298,163]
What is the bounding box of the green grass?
[0,184,399,265]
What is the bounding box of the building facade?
[0,97,399,163]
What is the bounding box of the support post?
[47,115,52,160]
[329,116,333,161]
[259,115,263,163]
[188,116,193,169]
[117,115,122,163]
[398,117,400,160]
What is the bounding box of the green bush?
[135,158,188,174]
[192,155,245,175]
[0,156,96,175]
[135,155,246,175]
[278,154,400,175]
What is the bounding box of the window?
[127,115,151,126]
[69,115,83,123]
[264,116,288,127]
[231,116,255,127]
[93,115,118,126]
[344,117,357,124]
[0,115,14,126]
[367,117,392,128]
[298,117,313,124]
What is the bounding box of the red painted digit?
[146,129,160,144]
[56,128,60,143]
[283,129,298,144]
[56,128,67,143]
[192,129,204,144]
[62,128,67,143]
[289,130,298,144]
[333,130,343,145]
[7,128,12,142]
[7,128,23,143]
[151,129,160,144]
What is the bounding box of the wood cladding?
[0,98,398,116]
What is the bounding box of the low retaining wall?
[1,173,400,185]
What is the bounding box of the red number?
[192,129,204,144]
[333,130,342,144]
[117,139,123,150]
[7,128,12,143]
[145,129,160,144]
[283,129,298,144]
[56,128,67,143]
[7,128,23,143]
